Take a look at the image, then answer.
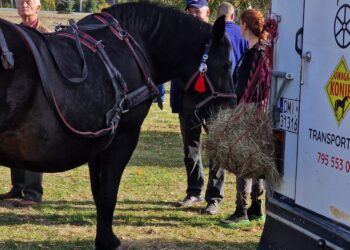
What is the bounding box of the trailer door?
[295,0,350,227]
[271,0,304,201]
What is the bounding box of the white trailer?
[259,0,350,249]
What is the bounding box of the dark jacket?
[233,41,267,103]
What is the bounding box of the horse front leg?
[89,128,141,250]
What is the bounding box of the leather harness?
[0,27,14,70]
[0,13,236,142]
[184,41,236,110]
[0,15,159,141]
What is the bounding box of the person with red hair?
[220,8,268,228]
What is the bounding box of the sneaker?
[176,196,203,207]
[219,209,250,228]
[204,200,220,215]
[247,202,265,222]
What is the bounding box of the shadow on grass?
[0,199,219,228]
[0,199,95,210]
[0,210,210,228]
[0,239,258,250]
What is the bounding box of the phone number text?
[317,152,350,173]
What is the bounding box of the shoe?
[15,198,41,208]
[219,209,250,228]
[176,196,203,207]
[247,201,265,222]
[0,189,23,200]
[204,200,220,215]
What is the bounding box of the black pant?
[179,105,225,203]
[11,168,43,202]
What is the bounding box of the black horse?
[334,96,348,119]
[0,3,234,249]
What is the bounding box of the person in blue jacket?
[217,2,248,70]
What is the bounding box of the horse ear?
[212,16,226,41]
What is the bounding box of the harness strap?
[185,70,236,109]
[7,22,56,111]
[95,12,159,95]
[57,32,97,52]
[0,27,14,70]
[36,23,89,84]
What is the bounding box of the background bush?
[41,0,56,10]
[56,0,74,13]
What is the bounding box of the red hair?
[240,9,267,40]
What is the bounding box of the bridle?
[184,40,236,110]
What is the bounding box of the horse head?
[103,3,235,117]
[184,16,235,118]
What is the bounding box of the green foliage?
[117,0,271,18]
[41,0,56,11]
[0,0,13,8]
[84,0,97,12]
[83,0,109,13]
[97,0,109,11]
[56,0,74,13]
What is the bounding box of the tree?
[130,0,271,16]
[56,0,74,13]
[108,1,271,17]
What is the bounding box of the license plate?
[279,98,299,133]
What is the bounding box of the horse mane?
[103,2,212,62]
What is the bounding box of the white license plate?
[279,98,299,133]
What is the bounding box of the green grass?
[0,90,263,249]
[0,11,264,249]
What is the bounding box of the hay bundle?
[205,103,280,186]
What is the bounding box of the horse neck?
[110,4,212,84]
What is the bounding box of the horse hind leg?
[89,128,141,250]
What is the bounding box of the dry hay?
[205,103,280,186]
